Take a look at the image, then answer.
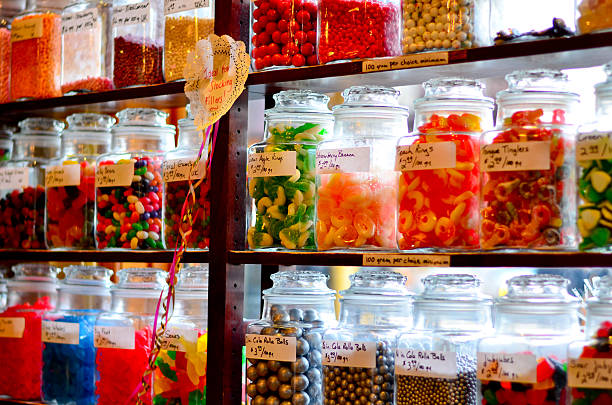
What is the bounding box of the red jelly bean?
[0,185,45,248]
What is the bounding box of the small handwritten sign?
[62,8,98,35]
[95,163,134,187]
[568,358,612,389]
[160,327,199,352]
[0,317,25,338]
[363,254,450,267]
[396,142,456,171]
[164,0,209,14]
[247,151,296,178]
[245,334,296,362]
[362,52,449,73]
[45,164,81,187]
[112,1,150,27]
[94,326,135,349]
[321,340,376,368]
[42,321,80,345]
[162,158,206,182]
[577,132,612,161]
[481,141,550,172]
[11,17,43,42]
[395,349,457,378]
[0,167,29,189]
[477,352,537,383]
[316,147,370,174]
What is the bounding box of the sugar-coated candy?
[577,156,612,250]
[165,179,210,250]
[0,185,45,248]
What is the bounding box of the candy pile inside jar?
[113,35,163,88]
[0,21,9,104]
[165,179,210,250]
[577,157,612,251]
[577,0,612,34]
[164,15,214,81]
[0,185,46,248]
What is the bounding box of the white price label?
[61,8,99,35]
[0,167,29,189]
[247,151,296,178]
[42,321,80,345]
[362,254,450,267]
[164,0,209,14]
[0,317,25,338]
[316,147,371,174]
[569,358,612,389]
[321,340,376,368]
[45,164,81,187]
[94,326,135,349]
[477,352,537,383]
[95,163,134,187]
[112,1,150,27]
[160,327,199,352]
[481,141,551,172]
[245,334,297,362]
[163,158,206,183]
[362,51,449,73]
[395,349,458,378]
[577,132,612,161]
[11,17,43,42]
[396,142,456,171]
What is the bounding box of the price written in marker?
[481,141,551,172]
[395,142,456,171]
[0,167,30,189]
[160,327,199,352]
[568,358,612,389]
[321,340,376,368]
[395,349,457,378]
[363,254,450,267]
[162,158,206,182]
[95,163,134,187]
[0,317,25,338]
[164,0,209,14]
[94,325,135,349]
[245,334,297,362]
[247,151,296,178]
[362,52,448,73]
[477,352,537,383]
[11,17,43,42]
[112,1,150,27]
[61,8,98,35]
[576,132,612,161]
[45,164,81,187]
[42,321,80,345]
[316,147,371,174]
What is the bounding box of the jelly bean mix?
[398,113,481,250]
[577,157,612,250]
[96,157,164,250]
[0,185,45,249]
[165,179,210,250]
[113,36,164,88]
[571,321,612,405]
[0,26,9,104]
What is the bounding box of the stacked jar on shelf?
[0,15,10,103]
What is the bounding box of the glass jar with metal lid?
[246,270,336,405]
[95,108,176,250]
[41,265,113,405]
[316,86,409,250]
[395,274,492,405]
[478,274,581,405]
[247,90,333,250]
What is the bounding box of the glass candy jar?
[95,108,175,250]
[480,70,579,250]
[41,265,112,405]
[0,264,59,400]
[322,269,412,405]
[153,264,209,405]
[0,16,10,103]
[318,0,401,64]
[478,274,581,405]
[577,0,612,34]
[0,117,63,249]
[397,78,493,250]
[163,106,210,250]
[395,274,492,405]
[112,0,164,88]
[11,0,64,100]
[0,128,13,161]
[61,0,113,94]
[95,267,165,405]
[316,86,408,250]
[247,90,333,250]
[245,270,336,405]
[164,0,214,81]
[46,113,113,249]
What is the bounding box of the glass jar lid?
[112,268,166,297]
[9,263,59,283]
[333,86,409,116]
[178,104,194,128]
[66,113,115,132]
[60,265,112,288]
[115,108,174,129]
[415,78,494,107]
[416,274,491,303]
[595,61,612,100]
[497,274,579,305]
[263,270,335,297]
[265,90,332,117]
[177,264,208,291]
[497,69,580,102]
[341,269,411,298]
[18,117,64,136]
[0,128,12,140]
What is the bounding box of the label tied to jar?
[395,142,457,171]
[164,0,209,14]
[0,167,29,189]
[577,132,612,161]
[42,321,80,345]
[95,163,134,187]
[481,141,551,172]
[568,358,612,389]
[0,317,25,338]
[362,51,449,73]
[245,333,297,362]
[477,352,537,383]
[247,151,297,178]
[321,340,376,368]
[316,147,371,174]
[162,158,206,183]
[94,325,135,349]
[61,8,99,35]
[395,349,458,378]
[45,164,81,187]
[112,1,150,27]
[363,254,450,267]
[11,17,43,42]
[160,327,199,352]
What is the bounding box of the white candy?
[431,31,439,40]
[422,31,431,40]
[405,19,416,28]
[448,31,456,40]
[426,22,436,31]
[423,13,432,22]
[417,26,426,35]
[434,39,442,48]
[442,39,451,48]
[452,39,461,48]
[425,40,434,48]
[409,43,418,52]
[416,42,426,51]
[457,31,468,41]
[408,27,418,36]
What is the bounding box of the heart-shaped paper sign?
[183,34,250,129]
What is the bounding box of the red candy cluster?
[251,0,318,70]
[164,179,211,250]
[0,185,45,248]
[113,36,164,88]
[318,0,401,64]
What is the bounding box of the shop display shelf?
[0,400,43,405]
[0,249,209,263]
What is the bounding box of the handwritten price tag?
[363,254,450,267]
[568,358,612,389]
[245,334,297,362]
[396,142,456,171]
[362,52,448,73]
[316,147,371,174]
[577,132,612,161]
[395,349,457,378]
[62,8,98,35]
[45,164,81,187]
[0,167,29,189]
[95,163,134,187]
[162,158,206,182]
[11,17,43,42]
[247,151,296,178]
[322,340,376,368]
[42,321,80,345]
[164,0,209,14]
[112,1,150,27]
[481,141,550,172]
[477,352,537,383]
[160,327,199,352]
[0,317,25,338]
[94,326,135,349]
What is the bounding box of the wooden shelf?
[0,249,208,263]
[0,400,43,405]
